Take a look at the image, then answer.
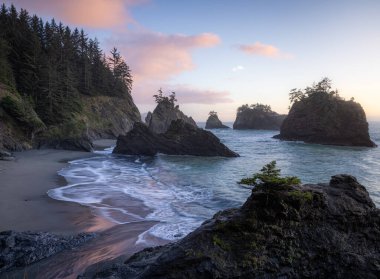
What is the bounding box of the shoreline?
[0,144,169,278]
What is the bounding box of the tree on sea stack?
[239,161,301,188]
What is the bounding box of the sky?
[5,0,380,121]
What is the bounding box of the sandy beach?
[0,144,165,278]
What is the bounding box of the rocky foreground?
[82,175,380,278]
[0,231,95,273]
[113,120,239,157]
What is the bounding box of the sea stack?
[274,79,376,147]
[233,103,286,130]
[113,120,239,157]
[205,111,229,129]
[145,91,197,134]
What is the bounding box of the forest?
[0,4,132,126]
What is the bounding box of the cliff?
[83,174,380,278]
[0,83,141,152]
[233,104,286,130]
[146,99,197,134]
[274,92,376,147]
[113,120,239,157]
[205,114,229,129]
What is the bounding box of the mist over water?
[48,122,380,241]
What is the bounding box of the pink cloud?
[7,0,144,28]
[132,82,233,105]
[110,31,220,81]
[238,42,291,58]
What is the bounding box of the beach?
[0,144,163,278]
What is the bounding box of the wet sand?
[0,146,166,278]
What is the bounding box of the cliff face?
[84,175,380,279]
[113,120,239,157]
[275,93,376,147]
[146,100,197,134]
[233,108,286,130]
[205,114,229,129]
[0,83,141,152]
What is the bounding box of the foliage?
[289,77,341,104]
[0,4,133,126]
[237,103,272,114]
[238,161,301,187]
[209,111,217,117]
[153,89,177,106]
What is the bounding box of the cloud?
[238,42,292,58]
[232,65,245,72]
[109,31,220,81]
[7,0,144,28]
[132,82,233,105]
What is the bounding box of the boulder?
[113,120,239,157]
[0,150,14,161]
[274,93,376,147]
[0,231,95,273]
[233,105,286,130]
[36,137,94,152]
[146,99,197,134]
[82,175,380,278]
[205,114,229,129]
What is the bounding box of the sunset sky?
[5,0,380,121]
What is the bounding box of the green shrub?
[238,161,301,188]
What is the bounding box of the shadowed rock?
[82,175,380,279]
[205,114,229,129]
[274,93,376,147]
[113,120,239,157]
[145,99,197,134]
[0,231,95,273]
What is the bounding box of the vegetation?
[0,4,132,126]
[237,103,272,114]
[153,89,177,106]
[289,77,340,104]
[209,111,218,117]
[238,161,301,188]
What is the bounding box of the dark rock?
[205,114,229,129]
[36,137,94,152]
[83,175,380,278]
[233,105,286,130]
[0,231,95,273]
[0,150,14,161]
[146,99,197,134]
[113,120,239,157]
[274,94,376,147]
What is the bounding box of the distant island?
[274,78,376,147]
[233,103,286,130]
[205,111,229,129]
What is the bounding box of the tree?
[238,161,301,188]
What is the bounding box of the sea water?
[48,122,380,241]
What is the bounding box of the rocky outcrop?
[113,120,239,157]
[0,82,141,152]
[205,114,229,129]
[82,175,380,279]
[146,99,197,134]
[0,231,95,273]
[233,105,286,130]
[274,93,376,147]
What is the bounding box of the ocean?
[48,122,380,242]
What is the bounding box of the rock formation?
[146,99,197,134]
[0,231,95,273]
[233,103,286,130]
[205,112,229,129]
[113,120,239,157]
[82,175,380,278]
[274,92,376,147]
